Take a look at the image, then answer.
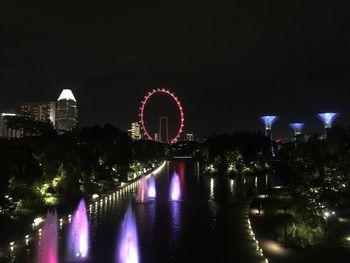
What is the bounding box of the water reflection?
[229,179,235,195]
[170,202,181,249]
[207,177,219,229]
[196,162,200,179]
[209,178,215,199]
[254,177,258,188]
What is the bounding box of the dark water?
[1,161,268,263]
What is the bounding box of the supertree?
[260,115,278,139]
[289,122,305,143]
[260,115,278,157]
[289,122,305,136]
[317,112,338,138]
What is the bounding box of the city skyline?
[1,87,346,140]
[0,1,349,139]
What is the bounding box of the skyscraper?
[21,101,56,126]
[0,111,22,139]
[56,89,78,134]
[129,122,142,140]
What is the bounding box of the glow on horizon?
[260,116,278,130]
[317,113,338,128]
[289,122,305,135]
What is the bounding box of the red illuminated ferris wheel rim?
[140,88,185,143]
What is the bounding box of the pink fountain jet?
[38,211,58,263]
[137,177,147,203]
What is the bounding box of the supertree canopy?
[260,115,278,130]
[289,122,305,135]
[317,113,338,128]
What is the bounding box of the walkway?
[250,195,350,263]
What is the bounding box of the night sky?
[1,1,350,139]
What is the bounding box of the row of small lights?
[6,161,167,254]
[245,203,269,263]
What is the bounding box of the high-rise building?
[186,133,194,141]
[21,101,56,126]
[0,111,22,139]
[129,122,142,140]
[159,116,169,143]
[56,89,78,134]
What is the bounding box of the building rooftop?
[57,89,76,102]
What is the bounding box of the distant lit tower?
[154,133,160,142]
[21,101,56,127]
[56,89,78,134]
[159,116,169,143]
[260,115,278,157]
[317,112,338,138]
[129,122,142,140]
[0,111,22,139]
[289,122,305,142]
[186,133,194,141]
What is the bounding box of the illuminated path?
[250,193,350,263]
[3,161,267,263]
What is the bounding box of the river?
[2,160,268,263]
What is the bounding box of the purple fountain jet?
[117,205,139,263]
[68,199,89,261]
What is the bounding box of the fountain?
[137,177,147,203]
[38,211,58,263]
[117,205,139,263]
[170,172,181,201]
[67,199,89,261]
[147,175,156,199]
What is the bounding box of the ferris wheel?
[139,89,185,143]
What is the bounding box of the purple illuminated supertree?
[289,123,305,136]
[317,112,338,138]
